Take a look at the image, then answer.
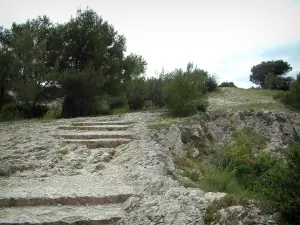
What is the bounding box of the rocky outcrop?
[179,110,300,154]
[208,204,279,225]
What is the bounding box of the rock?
[101,152,112,162]
[0,164,10,176]
[191,148,199,158]
[119,187,225,225]
[164,124,185,157]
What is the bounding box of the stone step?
[58,125,130,131]
[63,138,132,148]
[55,132,133,140]
[72,121,135,126]
[0,204,124,225]
[0,175,135,208]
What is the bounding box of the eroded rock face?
[211,204,279,225]
[120,188,226,225]
[178,110,300,154]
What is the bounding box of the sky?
[1,0,299,88]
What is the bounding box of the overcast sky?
[1,0,299,88]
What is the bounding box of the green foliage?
[91,96,112,115]
[127,78,146,110]
[205,74,218,92]
[256,143,300,223]
[145,77,165,107]
[174,123,300,223]
[0,8,147,120]
[108,95,128,110]
[264,72,293,91]
[219,81,237,87]
[249,60,292,89]
[0,46,16,108]
[0,103,24,121]
[44,104,62,119]
[281,74,300,109]
[163,63,208,117]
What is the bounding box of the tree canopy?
[0,8,147,118]
[249,60,292,89]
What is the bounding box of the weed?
[56,148,68,155]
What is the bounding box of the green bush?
[163,64,207,117]
[281,74,300,109]
[44,104,62,119]
[256,143,300,223]
[145,77,165,107]
[0,103,24,121]
[127,78,146,110]
[109,95,128,110]
[219,81,237,88]
[205,74,219,92]
[91,96,112,115]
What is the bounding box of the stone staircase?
[57,121,134,149]
[0,120,136,224]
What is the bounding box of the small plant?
[56,148,68,155]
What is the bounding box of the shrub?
[109,95,128,110]
[0,103,24,121]
[91,96,112,115]
[281,74,300,109]
[256,143,300,223]
[44,104,62,119]
[127,78,146,110]
[163,64,208,117]
[219,81,237,88]
[205,74,219,92]
[145,77,165,107]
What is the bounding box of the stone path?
[0,120,136,224]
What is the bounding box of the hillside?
[0,88,300,224]
[208,87,289,111]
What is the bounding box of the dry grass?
[208,87,291,111]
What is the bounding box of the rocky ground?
[1,88,300,224]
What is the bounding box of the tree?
[0,33,16,108]
[249,60,292,89]
[58,9,146,117]
[9,16,59,117]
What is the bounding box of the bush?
[219,81,237,87]
[127,78,146,110]
[281,74,300,109]
[109,95,128,110]
[256,143,300,223]
[91,96,112,115]
[0,103,49,120]
[163,64,208,117]
[145,77,165,107]
[44,104,62,119]
[0,103,24,121]
[205,74,218,92]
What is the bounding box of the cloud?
[0,0,299,88]
[261,41,300,61]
